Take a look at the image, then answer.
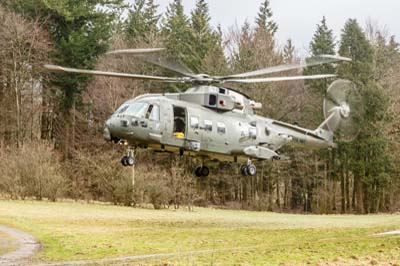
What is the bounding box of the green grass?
[0,231,17,255]
[0,200,399,265]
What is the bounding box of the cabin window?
[249,127,257,139]
[217,122,226,134]
[204,120,213,132]
[190,116,199,129]
[149,105,160,121]
[209,94,217,106]
[219,88,226,94]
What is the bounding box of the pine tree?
[304,17,336,95]
[189,0,218,72]
[162,0,191,67]
[252,1,279,71]
[338,19,374,85]
[283,39,295,63]
[144,0,159,34]
[338,19,390,213]
[125,0,160,43]
[303,17,336,213]
[200,25,228,76]
[255,0,278,35]
[232,21,254,72]
[125,0,146,41]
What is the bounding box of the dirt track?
[0,225,39,266]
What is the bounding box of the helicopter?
[44,48,363,177]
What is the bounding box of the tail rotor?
[323,79,364,142]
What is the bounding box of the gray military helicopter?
[44,48,362,177]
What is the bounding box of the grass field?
[0,200,399,265]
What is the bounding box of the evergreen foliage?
[188,0,220,72]
[162,0,192,67]
[338,19,374,85]
[304,17,336,95]
[283,39,295,63]
[255,0,278,35]
[125,0,160,43]
[338,19,391,213]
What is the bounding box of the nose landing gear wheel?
[121,156,135,167]
[121,156,128,166]
[121,145,136,167]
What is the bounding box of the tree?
[338,19,390,213]
[4,0,124,158]
[304,16,336,96]
[125,0,160,44]
[303,17,337,213]
[188,0,220,72]
[0,7,51,147]
[200,25,228,76]
[162,0,192,67]
[283,39,295,63]
[338,19,374,85]
[255,0,278,35]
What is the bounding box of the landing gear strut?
[121,146,135,167]
[241,160,257,176]
[195,166,209,177]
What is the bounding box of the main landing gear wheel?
[247,164,257,176]
[241,162,257,176]
[195,166,210,177]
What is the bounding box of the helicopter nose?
[103,119,112,141]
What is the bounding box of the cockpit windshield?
[114,102,149,117]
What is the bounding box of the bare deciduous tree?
[0,7,51,147]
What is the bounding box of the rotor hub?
[339,102,350,118]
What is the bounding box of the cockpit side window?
[125,102,149,117]
[115,105,129,114]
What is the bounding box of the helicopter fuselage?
[104,86,335,163]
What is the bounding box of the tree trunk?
[355,175,364,214]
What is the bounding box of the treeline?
[0,0,399,213]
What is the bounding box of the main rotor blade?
[107,49,195,78]
[219,55,350,80]
[106,48,166,55]
[224,74,337,84]
[43,64,186,83]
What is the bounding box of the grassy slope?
[0,200,398,265]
